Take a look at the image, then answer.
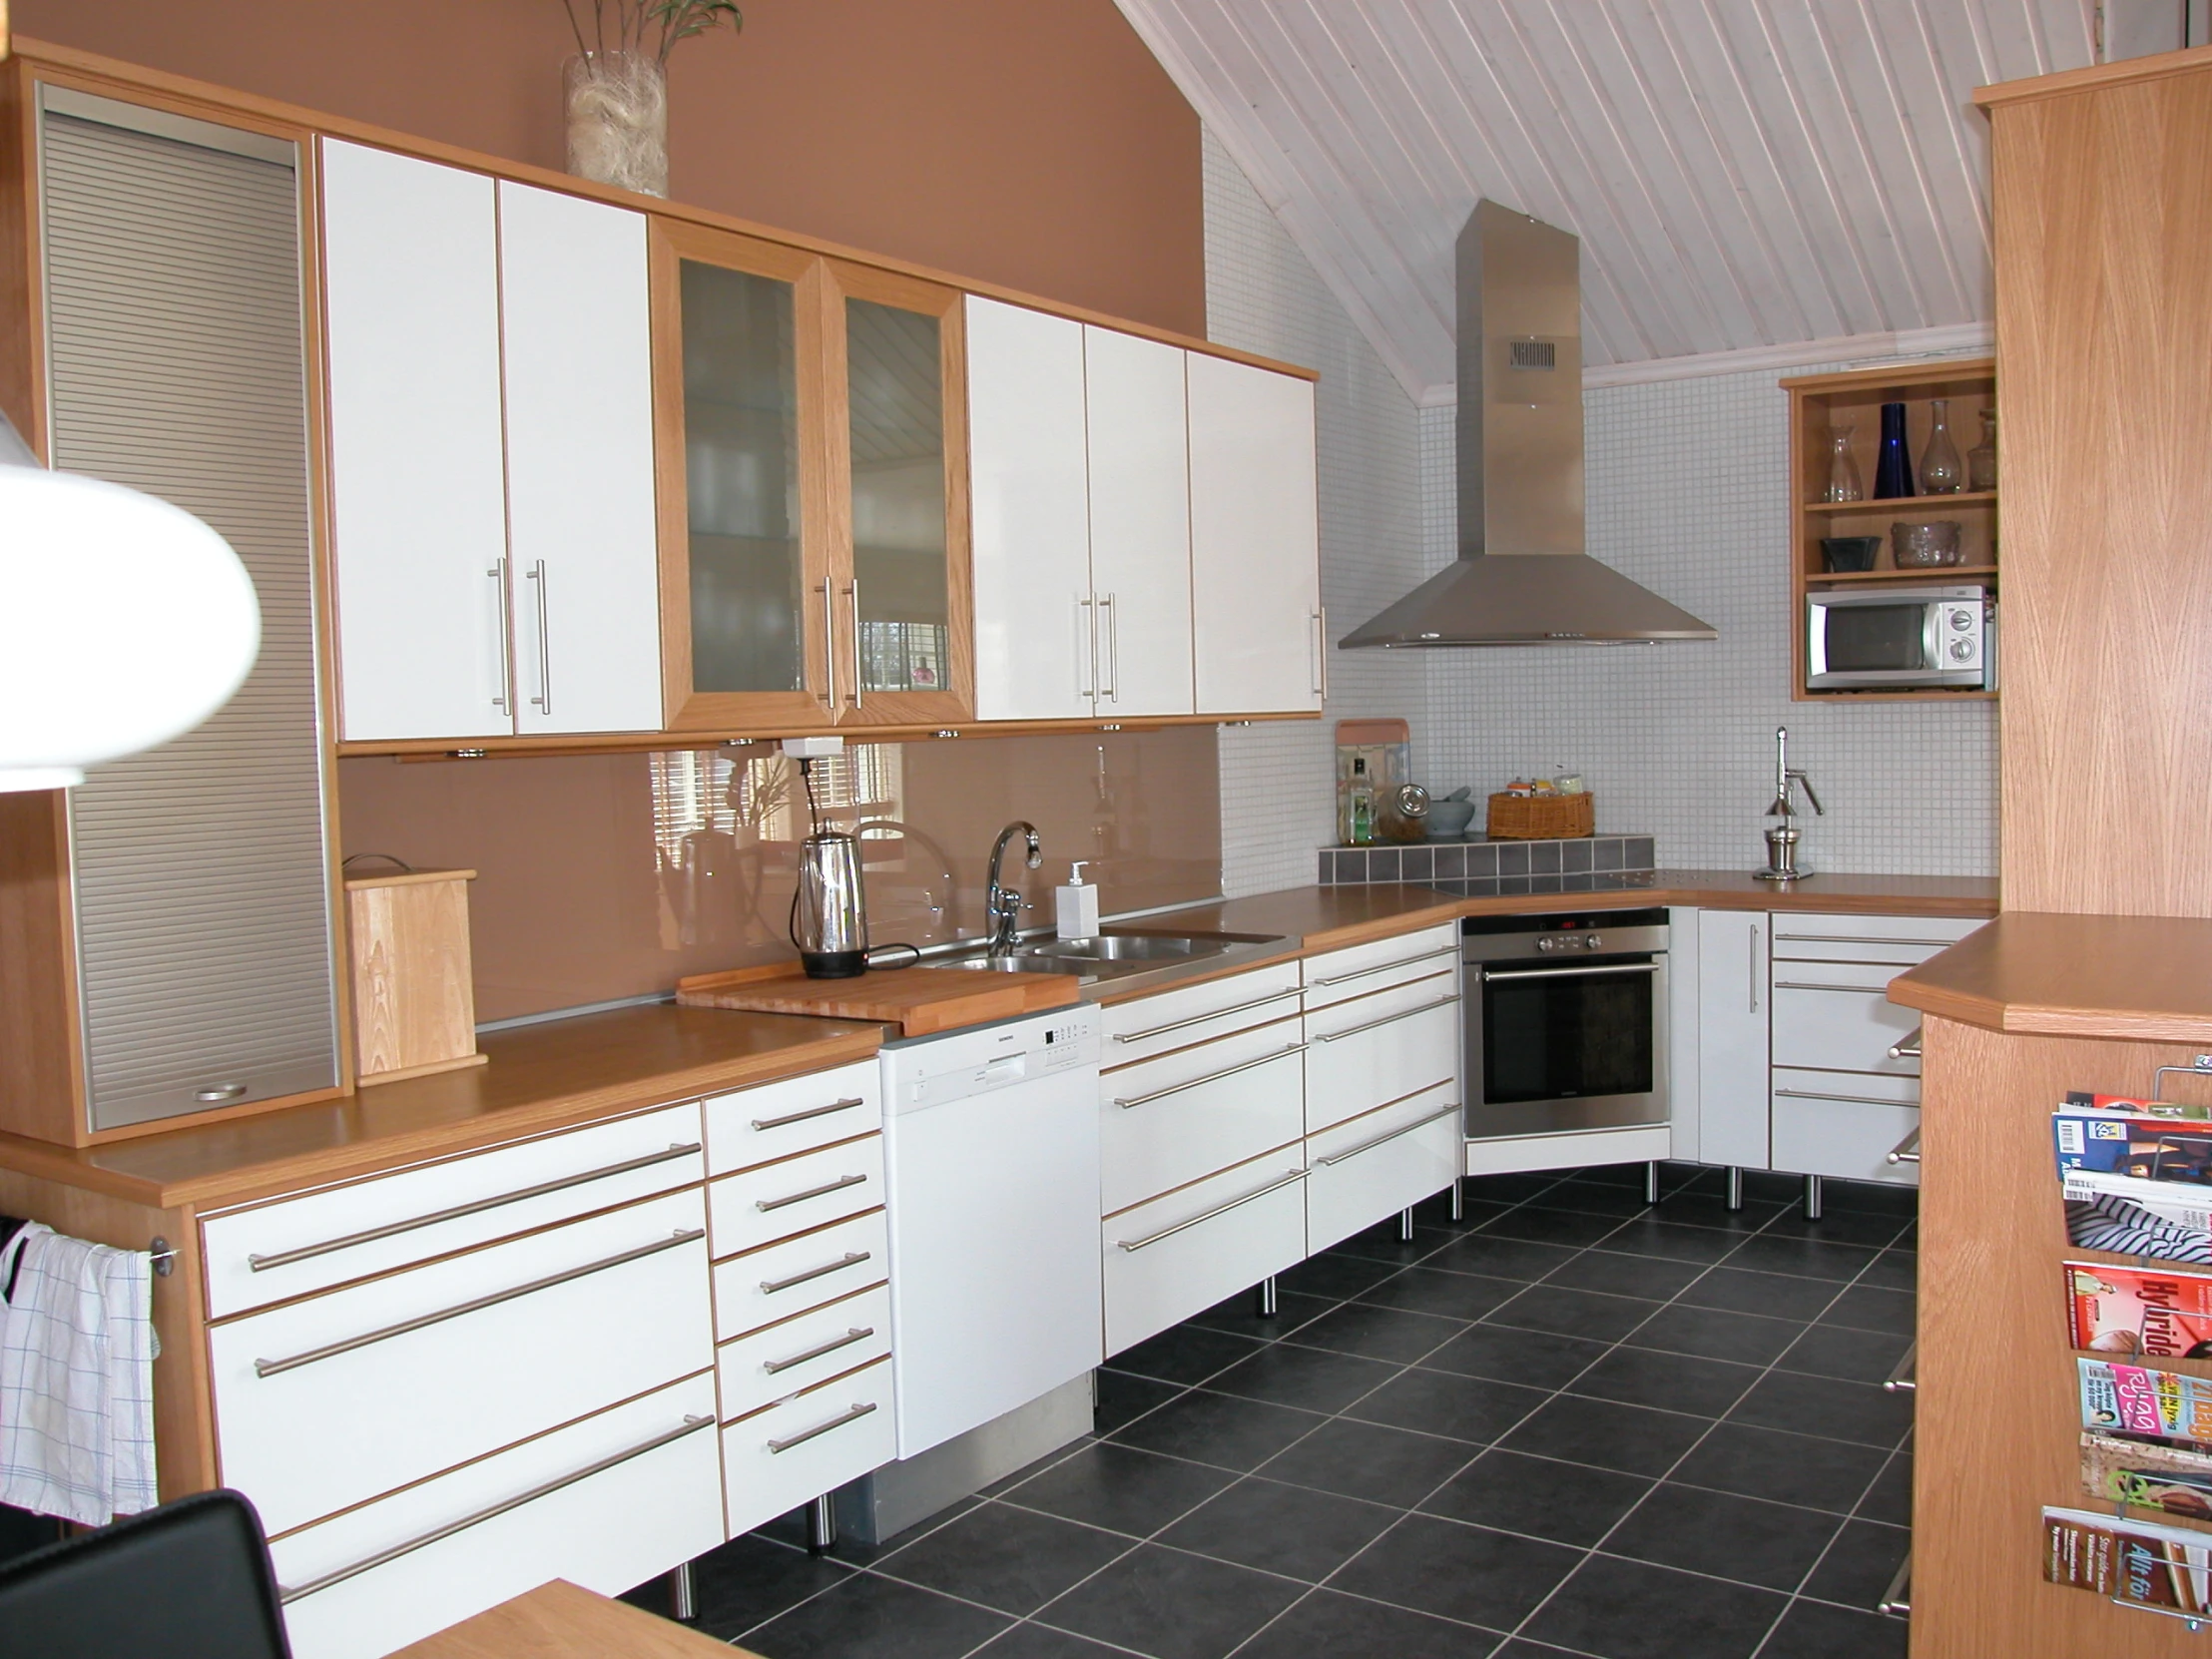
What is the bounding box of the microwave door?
[1808,594,1983,689]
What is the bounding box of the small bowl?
[1891,520,1963,568]
[1424,799,1477,839]
[1820,536,1883,573]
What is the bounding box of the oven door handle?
[1478,961,1660,982]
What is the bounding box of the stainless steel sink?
[936,954,1077,975]
[931,927,1287,987]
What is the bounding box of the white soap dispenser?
[1056,861,1101,940]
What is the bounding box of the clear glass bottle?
[1967,407,1997,492]
[1348,757,1375,846]
[1919,397,1965,494]
[1825,424,1864,503]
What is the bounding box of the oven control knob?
[1948,638,1975,662]
[1587,934,1602,950]
[1537,937,1557,952]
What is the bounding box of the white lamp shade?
[0,466,261,792]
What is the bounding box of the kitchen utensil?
[1755,726,1825,881]
[793,830,868,978]
[1820,535,1883,573]
[1382,782,1430,843]
[1891,520,1963,568]
[1425,798,1478,838]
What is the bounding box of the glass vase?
[565,51,669,197]
[1874,401,1915,499]
[1824,424,1864,503]
[1919,397,1964,494]
[1967,408,1997,492]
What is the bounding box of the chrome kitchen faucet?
[985,822,1042,954]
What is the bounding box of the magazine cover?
[2055,1114,2212,1181]
[2046,1505,2212,1611]
[2081,1359,2212,1451]
[2083,1432,2212,1518]
[2062,1186,2212,1264]
[2063,1090,2212,1121]
[2067,1263,2212,1358]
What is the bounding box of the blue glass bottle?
[1874,401,1915,498]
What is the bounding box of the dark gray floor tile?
[1649,1195,1784,1234]
[1857,1250,1919,1292]
[1820,1285,1916,1337]
[1857,1451,1913,1526]
[1036,1543,1304,1659]
[1545,1249,1709,1302]
[1355,1265,1522,1320]
[1186,1288,1336,1342]
[1678,1266,1845,1322]
[1629,1303,1805,1367]
[1802,1517,1912,1609]
[1287,1300,1468,1364]
[1593,1217,1751,1264]
[1672,1423,1890,1514]
[1670,1167,1800,1204]
[1567,1346,1762,1417]
[1535,1182,1660,1218]
[1520,1554,1787,1659]
[1778,1324,1912,1385]
[1460,1172,1569,1202]
[1499,1394,1710,1477]
[1755,1209,1911,1248]
[1720,1235,1882,1283]
[1728,1372,1915,1448]
[1424,1233,1583,1282]
[1604,1482,1845,1590]
[1103,1325,1267,1386]
[1157,1476,1397,1582]
[1477,1205,1628,1247]
[689,1534,853,1641]
[1279,1250,1404,1300]
[1003,1443,1234,1537]
[1108,1386,1326,1473]
[875,1502,1133,1617]
[1325,1217,1467,1266]
[1231,1588,1501,1659]
[1754,1598,1908,1659]
[1328,1512,1580,1630]
[1420,1447,1653,1546]
[1419,1324,1609,1389]
[740,1571,1014,1659]
[970,1624,1131,1659]
[1257,1416,1479,1507]
[1483,1284,1662,1344]
[1093,1371,1183,1434]
[1205,1342,1399,1413]
[1818,1178,1919,1218]
[1345,1367,1552,1444]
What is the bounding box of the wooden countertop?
[391,1579,760,1658]
[0,1003,884,1211]
[1891,910,2212,1042]
[676,960,1080,1033]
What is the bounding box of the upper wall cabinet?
[320,142,663,742]
[1084,324,1196,720]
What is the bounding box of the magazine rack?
[2110,1500,2211,1633]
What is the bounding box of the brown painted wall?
[15,0,1205,335]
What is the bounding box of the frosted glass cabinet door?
[1187,353,1322,715]
[320,140,511,741]
[966,296,1092,722]
[497,181,662,735]
[1085,326,1194,718]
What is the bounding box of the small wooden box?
[1485,793,1596,840]
[344,866,486,1087]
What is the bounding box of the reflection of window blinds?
[651,748,903,863]
[41,97,337,1130]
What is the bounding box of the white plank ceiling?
[1116,1,2097,398]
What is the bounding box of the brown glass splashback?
[337,728,1223,1023]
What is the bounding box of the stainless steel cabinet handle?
[1889,1027,1924,1061]
[488,559,512,713]
[1884,1341,1917,1392]
[1311,993,1457,1044]
[763,1326,876,1376]
[1774,933,1960,948]
[1314,946,1457,987]
[1774,980,1896,995]
[761,1251,871,1295]
[1775,1088,1921,1109]
[1077,593,1097,700]
[768,1398,878,1454]
[247,1142,704,1273]
[1112,986,1300,1044]
[1888,1128,1922,1165]
[1317,1101,1460,1166]
[253,1228,705,1378]
[751,1097,866,1133]
[1480,961,1660,983]
[1878,1553,1911,1618]
[195,1082,249,1103]
[1749,924,1759,1013]
[1099,592,1119,701]
[276,1412,714,1604]
[845,578,863,709]
[756,1172,869,1214]
[1114,1044,1308,1108]
[1115,1169,1307,1253]
[526,559,551,715]
[1310,607,1327,698]
[821,577,837,709]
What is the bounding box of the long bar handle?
[247,1143,703,1273]
[1888,1027,1924,1061]
[755,1172,870,1214]
[526,559,551,715]
[1317,1102,1460,1166]
[488,559,513,713]
[752,1097,866,1133]
[1774,1087,1920,1109]
[1774,980,1897,995]
[1115,1170,1307,1253]
[1114,1045,1307,1109]
[1310,608,1328,698]
[761,1250,871,1295]
[821,577,837,709]
[1884,1341,1917,1393]
[1077,594,1097,701]
[1111,986,1301,1044]
[254,1229,705,1378]
[1479,961,1660,983]
[768,1398,878,1454]
[762,1326,876,1377]
[277,1412,715,1604]
[1099,592,1119,701]
[845,578,863,709]
[1749,923,1759,1013]
[1773,933,1961,948]
[1313,946,1458,987]
[1878,1553,1911,1618]
[1310,990,1457,1044]
[1888,1128,1922,1165]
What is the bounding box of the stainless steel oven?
[1462,909,1669,1139]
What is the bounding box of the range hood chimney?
[1340,201,1716,649]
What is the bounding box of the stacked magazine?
[2053,1092,2212,1263]
[2045,1504,2212,1612]
[2079,1359,2212,1517]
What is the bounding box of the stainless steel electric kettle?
[793,830,868,978]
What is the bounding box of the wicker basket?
[1485,793,1596,840]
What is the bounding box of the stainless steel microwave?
[1806,584,1994,691]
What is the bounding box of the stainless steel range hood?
[1340,202,1716,648]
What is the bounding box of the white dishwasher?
[879,1004,1104,1459]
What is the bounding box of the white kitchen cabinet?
[1187,351,1322,716]
[495,180,661,735]
[1100,1020,1307,1214]
[1102,1148,1308,1355]
[1306,1080,1461,1254]
[321,140,510,742]
[722,1357,897,1538]
[1771,1067,1922,1187]
[1694,908,1771,1170]
[1084,325,1194,717]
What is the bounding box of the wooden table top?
[1891,909,2212,1041]
[389,1579,760,1658]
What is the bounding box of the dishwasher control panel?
[888,1005,1102,1111]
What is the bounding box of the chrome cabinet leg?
[1448,1180,1463,1223]
[1725,1167,1744,1211]
[807,1494,837,1555]
[1644,1161,1660,1205]
[669,1559,696,1621]
[1398,1206,1416,1243]
[1255,1276,1279,1318]
[1804,1174,1824,1220]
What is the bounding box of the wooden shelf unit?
[1782,358,1996,703]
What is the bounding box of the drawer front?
[1306,1082,1460,1255]
[274,1372,720,1659]
[212,1187,710,1538]
[708,1134,883,1259]
[1302,922,1459,1010]
[717,1282,891,1422]
[1103,1151,1307,1357]
[1768,911,1981,967]
[705,1060,882,1175]
[1101,1020,1306,1215]
[1303,972,1458,1134]
[1102,961,1304,1066]
[1770,1072,1920,1187]
[1771,968,1924,1076]
[723,1358,896,1538]
[713,1208,887,1341]
[202,1101,705,1319]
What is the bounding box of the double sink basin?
[939,927,1286,990]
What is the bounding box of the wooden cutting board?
[675,959,1081,1035]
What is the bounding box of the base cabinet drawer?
[1305,1083,1459,1254]
[1770,1070,1920,1187]
[1302,923,1458,1010]
[714,1209,887,1341]
[705,1060,881,1173]
[1303,977,1457,1134]
[274,1373,721,1659]
[707,1133,883,1259]
[1770,965,1922,1077]
[1103,1151,1306,1357]
[1102,962,1303,1066]
[1100,1023,1306,1214]
[723,1358,896,1537]
[716,1283,891,1422]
